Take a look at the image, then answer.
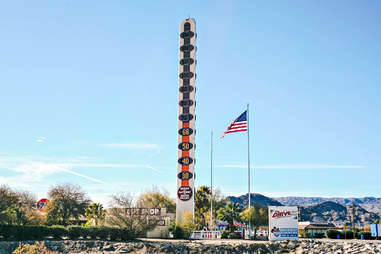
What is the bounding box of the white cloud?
[0,157,106,184]
[100,143,160,150]
[215,164,365,169]
[0,156,162,187]
[62,168,105,184]
[36,137,47,143]
[57,163,161,173]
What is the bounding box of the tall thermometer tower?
[176,18,196,224]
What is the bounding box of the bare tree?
[106,193,157,237]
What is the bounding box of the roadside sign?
[37,198,49,212]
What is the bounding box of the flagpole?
[210,130,213,230]
[247,103,251,238]
[247,103,251,208]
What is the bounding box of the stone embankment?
[1,239,381,253]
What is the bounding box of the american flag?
[221,110,247,138]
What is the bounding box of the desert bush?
[326,229,341,239]
[228,231,242,239]
[108,228,121,241]
[0,225,48,240]
[344,230,354,239]
[220,230,229,239]
[85,227,98,239]
[169,224,185,239]
[220,230,241,239]
[67,226,83,239]
[356,231,373,240]
[49,225,67,240]
[120,228,133,240]
[0,225,132,241]
[313,232,325,239]
[97,227,110,240]
[12,241,58,254]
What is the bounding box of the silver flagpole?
[210,130,213,230]
[247,103,251,208]
[247,103,251,238]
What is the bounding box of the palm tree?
[217,203,242,232]
[195,186,211,228]
[85,203,106,226]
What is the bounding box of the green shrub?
[120,228,132,241]
[169,224,185,239]
[0,225,133,241]
[86,227,99,239]
[0,225,50,240]
[343,230,354,239]
[6,225,18,240]
[220,230,241,239]
[228,232,242,239]
[80,227,92,239]
[220,230,229,239]
[326,229,341,239]
[357,231,373,240]
[67,226,83,239]
[25,226,50,240]
[109,228,121,241]
[96,227,109,240]
[313,233,325,239]
[0,224,8,240]
[49,226,68,240]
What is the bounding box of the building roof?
[298,221,338,230]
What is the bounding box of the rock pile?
[0,239,381,253]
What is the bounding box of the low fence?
[190,230,221,239]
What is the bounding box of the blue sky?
[1,1,380,204]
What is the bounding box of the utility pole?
[352,202,356,235]
[210,130,213,230]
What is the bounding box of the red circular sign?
[37,198,49,211]
[177,186,193,201]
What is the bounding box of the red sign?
[37,198,49,211]
[126,208,161,216]
[272,210,292,219]
[177,186,192,201]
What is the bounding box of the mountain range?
[227,193,381,226]
[274,196,381,214]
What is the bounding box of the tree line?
[0,184,268,239]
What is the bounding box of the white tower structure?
[176,18,196,224]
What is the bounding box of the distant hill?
[274,197,381,213]
[227,194,380,226]
[299,201,380,227]
[227,193,282,208]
